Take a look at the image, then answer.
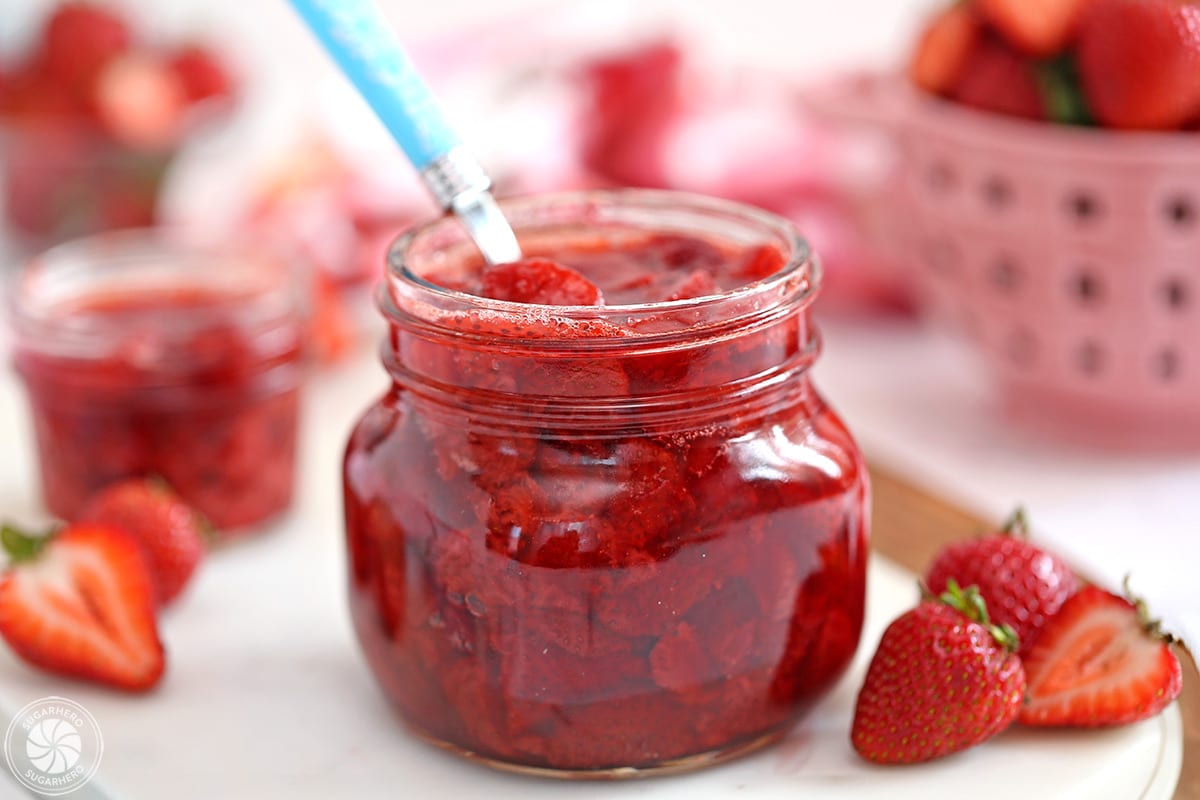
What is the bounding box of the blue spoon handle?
[288,0,521,264]
[288,0,459,170]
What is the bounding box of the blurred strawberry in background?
[0,2,235,250]
[576,39,913,316]
[243,24,913,340]
[909,0,1200,129]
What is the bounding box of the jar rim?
[8,227,301,358]
[384,189,818,331]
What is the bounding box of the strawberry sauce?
[344,193,869,774]
[12,235,303,533]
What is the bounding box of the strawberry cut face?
[0,524,164,692]
[1020,586,1182,727]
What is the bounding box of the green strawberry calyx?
[1123,574,1180,646]
[1000,506,1030,539]
[1,524,58,564]
[938,579,1020,653]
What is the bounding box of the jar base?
[404,721,792,780]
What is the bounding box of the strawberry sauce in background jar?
[344,191,869,776]
[10,231,304,533]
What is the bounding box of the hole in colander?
[1155,348,1181,381]
[1072,269,1104,305]
[926,239,962,274]
[1165,196,1195,228]
[983,176,1013,209]
[1163,278,1189,311]
[1077,340,1105,375]
[990,256,1022,291]
[1066,190,1102,223]
[1006,328,1038,367]
[927,161,957,193]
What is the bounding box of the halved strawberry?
[977,0,1092,56]
[0,523,165,692]
[78,479,207,607]
[1076,0,1200,130]
[1021,583,1182,727]
[909,4,984,96]
[92,53,187,149]
[953,34,1046,120]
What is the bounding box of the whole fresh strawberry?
[953,34,1046,120]
[925,509,1077,655]
[0,523,165,691]
[1021,581,1183,727]
[78,479,207,607]
[852,581,1025,764]
[1076,0,1200,130]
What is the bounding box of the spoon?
[288,0,522,265]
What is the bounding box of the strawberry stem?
[1123,574,1180,645]
[0,524,55,563]
[1000,507,1030,538]
[939,579,1021,652]
[1035,56,1093,127]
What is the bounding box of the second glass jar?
[11,231,304,533]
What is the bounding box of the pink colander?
[811,74,1200,448]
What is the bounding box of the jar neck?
[9,230,303,378]
[377,191,823,425]
[381,283,817,384]
[382,330,821,436]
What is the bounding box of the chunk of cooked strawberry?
[480,258,604,306]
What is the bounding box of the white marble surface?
[0,324,1188,799]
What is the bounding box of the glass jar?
[344,190,869,777]
[10,230,305,533]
